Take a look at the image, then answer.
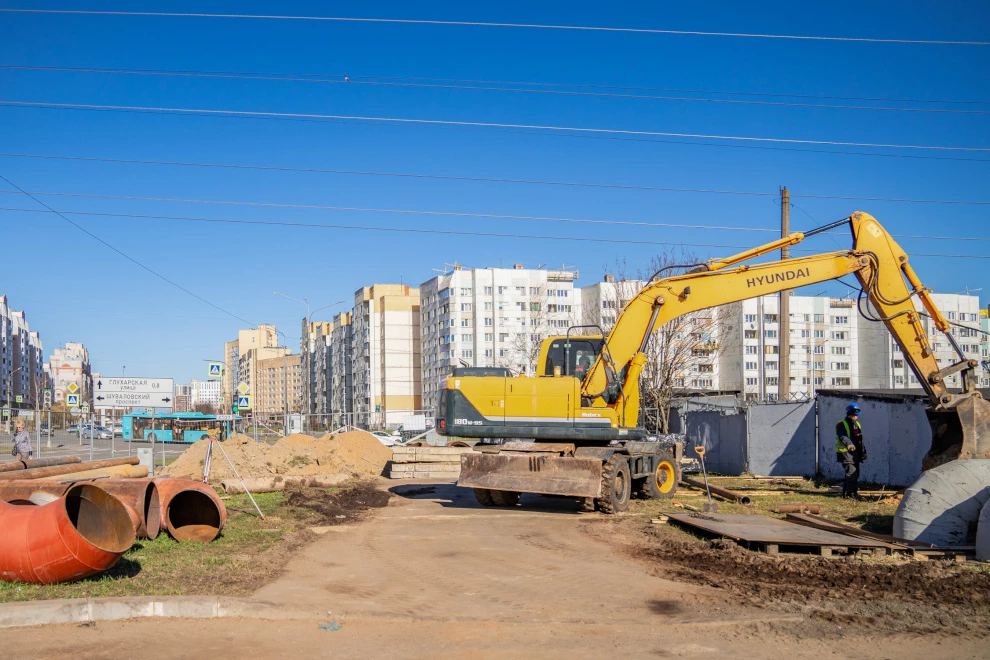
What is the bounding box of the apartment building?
[351,284,421,424]
[328,311,354,424]
[420,265,581,412]
[223,325,283,408]
[173,383,192,412]
[190,379,222,409]
[0,295,46,410]
[255,353,303,419]
[47,342,91,406]
[302,320,332,416]
[879,293,985,390]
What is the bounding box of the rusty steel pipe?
[153,477,227,542]
[0,478,161,539]
[681,476,751,505]
[46,465,149,481]
[0,484,135,584]
[0,456,82,473]
[0,457,139,482]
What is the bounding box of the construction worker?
[835,403,867,499]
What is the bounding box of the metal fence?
[235,409,436,442]
[0,409,196,470]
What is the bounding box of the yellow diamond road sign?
[237,382,249,395]
[67,382,79,394]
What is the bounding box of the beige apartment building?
[255,353,303,419]
[223,325,283,409]
[351,284,422,424]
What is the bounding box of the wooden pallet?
[784,513,973,560]
[667,513,894,556]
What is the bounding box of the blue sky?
[0,1,987,382]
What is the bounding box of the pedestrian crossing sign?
[67,394,80,407]
[208,362,223,378]
[237,395,251,410]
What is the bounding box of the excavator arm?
[584,211,988,463]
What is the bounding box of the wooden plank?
[391,453,469,464]
[389,463,460,474]
[667,513,889,549]
[388,472,459,480]
[784,513,920,549]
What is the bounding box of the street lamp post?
[273,292,344,427]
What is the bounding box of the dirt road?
[2,482,986,658]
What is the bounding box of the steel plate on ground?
[458,452,602,498]
[667,513,890,548]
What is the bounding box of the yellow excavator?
[438,212,990,513]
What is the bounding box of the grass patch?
[0,489,336,603]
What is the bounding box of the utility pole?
[778,186,791,401]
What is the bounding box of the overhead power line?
[2,106,984,163]
[1,152,987,206]
[0,176,255,326]
[2,65,985,115]
[1,188,987,242]
[1,100,987,153]
[5,65,984,107]
[1,206,988,259]
[1,9,987,46]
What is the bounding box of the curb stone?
[0,596,316,629]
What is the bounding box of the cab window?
[544,339,603,377]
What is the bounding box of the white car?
[370,430,401,447]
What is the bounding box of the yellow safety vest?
[835,418,861,452]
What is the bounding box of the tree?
[193,402,218,415]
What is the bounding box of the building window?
[800,330,810,338]
[831,377,851,386]
[765,377,779,387]
[764,361,778,371]
[461,319,472,327]
[831,346,847,355]
[745,361,757,370]
[764,345,778,355]
[461,350,473,359]
[765,330,777,338]
[831,362,850,370]
[764,314,778,324]
[744,314,757,323]
[745,346,758,355]
[831,331,847,340]
[744,330,758,339]
[833,316,849,324]
[484,318,493,326]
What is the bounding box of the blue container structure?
[122,411,240,443]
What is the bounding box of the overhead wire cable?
[1,65,984,114]
[1,206,988,258]
[4,65,986,106]
[1,9,987,45]
[1,152,987,205]
[2,104,986,162]
[1,100,985,152]
[0,176,256,326]
[0,188,987,242]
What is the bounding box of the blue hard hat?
[846,403,861,415]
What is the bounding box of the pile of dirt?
[162,430,392,483]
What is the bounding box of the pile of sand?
[162,430,393,483]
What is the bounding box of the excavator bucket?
[458,451,603,498]
[925,396,990,469]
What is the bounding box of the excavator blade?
[925,396,990,469]
[458,451,603,498]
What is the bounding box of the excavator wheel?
[637,450,681,500]
[596,455,631,514]
[490,490,521,507]
[473,488,496,506]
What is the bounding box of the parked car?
[39,423,55,437]
[370,430,401,447]
[79,425,113,440]
[112,423,123,438]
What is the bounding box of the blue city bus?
[122,412,239,443]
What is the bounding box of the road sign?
[81,403,90,413]
[92,377,175,410]
[14,395,22,403]
[1,408,7,418]
[67,393,80,407]
[67,382,79,394]
[215,414,239,421]
[70,409,80,417]
[17,410,34,419]
[237,382,249,395]
[207,362,223,379]
[237,395,251,410]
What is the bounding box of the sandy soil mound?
[162,430,392,483]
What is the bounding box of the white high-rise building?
[420,265,581,412]
[0,295,45,410]
[189,379,222,408]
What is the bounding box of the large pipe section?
[0,479,161,540]
[153,478,227,542]
[680,477,751,505]
[0,456,82,473]
[46,465,149,481]
[0,484,135,584]
[0,457,139,481]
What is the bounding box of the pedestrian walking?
[835,403,867,499]
[11,420,32,462]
